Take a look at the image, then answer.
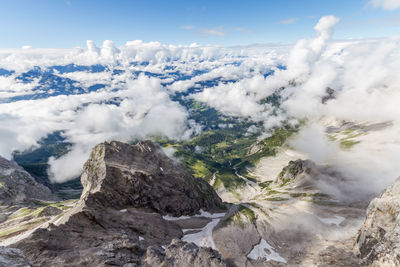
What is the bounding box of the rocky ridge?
[8,141,226,266]
[0,140,399,266]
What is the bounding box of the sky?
[1,0,400,48]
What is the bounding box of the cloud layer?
[1,15,400,196]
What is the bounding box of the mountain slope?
[8,141,226,266]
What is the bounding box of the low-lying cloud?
[1,14,399,197]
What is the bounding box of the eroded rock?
[10,141,225,266]
[145,239,227,267]
[81,140,223,216]
[356,177,400,266]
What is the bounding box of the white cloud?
[199,27,227,37]
[368,0,400,10]
[1,14,400,195]
[0,74,194,182]
[181,25,227,37]
[0,75,40,98]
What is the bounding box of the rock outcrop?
[10,141,225,266]
[356,177,400,266]
[145,239,227,267]
[0,246,32,267]
[274,159,315,187]
[0,156,54,204]
[80,140,223,216]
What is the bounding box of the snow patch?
[139,236,144,241]
[162,210,226,250]
[182,217,221,250]
[119,209,127,213]
[247,239,286,263]
[162,209,225,221]
[318,216,345,226]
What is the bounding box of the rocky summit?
[6,141,226,266]
[80,140,223,215]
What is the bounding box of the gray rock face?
[145,239,227,267]
[11,140,225,267]
[81,141,223,216]
[274,159,316,187]
[0,246,32,267]
[356,177,400,266]
[0,156,54,203]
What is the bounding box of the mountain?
[0,140,399,266]
[7,141,226,266]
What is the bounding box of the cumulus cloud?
[0,75,40,98]
[0,39,284,183]
[1,14,400,196]
[192,74,283,129]
[0,74,194,182]
[272,16,400,197]
[187,15,400,198]
[368,0,400,10]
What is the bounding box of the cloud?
[181,25,227,37]
[0,74,195,182]
[181,25,195,30]
[368,0,400,10]
[1,14,400,196]
[278,18,299,25]
[199,27,227,37]
[272,15,400,197]
[234,27,253,34]
[188,15,400,199]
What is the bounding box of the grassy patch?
[265,197,289,201]
[156,124,298,191]
[340,139,361,149]
[224,205,256,228]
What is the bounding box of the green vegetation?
[0,218,46,238]
[328,128,365,150]
[264,197,289,201]
[32,199,76,210]
[224,205,256,228]
[156,123,297,191]
[340,139,361,149]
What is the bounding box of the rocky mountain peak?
[80,140,223,216]
[356,176,400,266]
[273,159,316,188]
[9,140,226,266]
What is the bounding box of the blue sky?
[1,0,400,48]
